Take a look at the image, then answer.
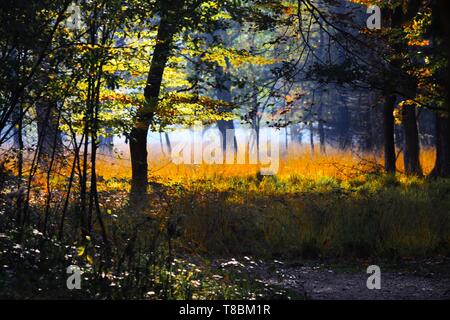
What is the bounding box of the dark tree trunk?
[432,113,450,177]
[402,104,422,175]
[36,101,62,157]
[255,122,261,163]
[129,12,177,202]
[165,132,172,153]
[130,126,149,201]
[318,103,326,154]
[215,59,237,152]
[309,122,315,157]
[218,120,236,152]
[383,95,397,173]
[380,2,419,174]
[430,0,450,177]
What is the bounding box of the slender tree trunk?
[402,104,422,175]
[165,132,172,155]
[15,105,24,228]
[129,13,177,203]
[285,118,289,156]
[383,95,397,173]
[309,122,315,158]
[218,120,237,153]
[318,101,326,154]
[215,59,236,152]
[255,123,261,164]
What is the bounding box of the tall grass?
[2,144,447,260]
[95,144,437,184]
[79,145,450,259]
[171,174,450,259]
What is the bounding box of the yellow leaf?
[77,246,85,256]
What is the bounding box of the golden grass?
[95,143,437,183]
[0,143,438,194]
[2,144,447,259]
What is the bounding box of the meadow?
[1,144,450,299]
[2,0,450,301]
[96,145,449,259]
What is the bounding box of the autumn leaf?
[77,246,85,256]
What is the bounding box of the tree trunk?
[129,12,177,202]
[99,128,114,156]
[291,124,302,145]
[402,104,422,175]
[309,122,315,158]
[218,120,236,152]
[430,0,450,177]
[165,132,172,155]
[432,113,450,177]
[36,101,62,157]
[215,59,237,152]
[318,101,326,154]
[383,95,397,173]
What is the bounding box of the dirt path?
[215,257,450,300]
[265,264,450,300]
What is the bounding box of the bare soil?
[268,265,450,300]
[215,257,450,300]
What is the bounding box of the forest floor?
[210,256,450,300]
[2,152,450,299]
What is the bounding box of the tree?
[129,1,183,202]
[430,0,450,177]
[128,0,289,201]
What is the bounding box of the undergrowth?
[171,174,450,259]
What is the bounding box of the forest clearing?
[1,0,450,302]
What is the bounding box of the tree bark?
[402,104,422,175]
[309,122,315,158]
[215,60,237,152]
[383,95,397,173]
[130,125,150,199]
[36,101,62,157]
[129,10,178,202]
[165,132,172,155]
[430,0,450,177]
[432,113,450,177]
[318,99,326,154]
